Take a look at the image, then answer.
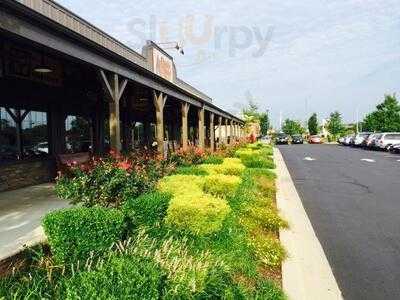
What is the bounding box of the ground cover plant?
[0,142,288,299]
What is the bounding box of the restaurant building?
[0,0,244,191]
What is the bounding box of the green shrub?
[62,256,163,299]
[174,165,208,175]
[158,175,205,197]
[122,192,171,228]
[165,194,230,235]
[203,155,224,165]
[42,207,125,264]
[246,142,264,150]
[203,175,242,198]
[241,155,275,169]
[260,147,274,157]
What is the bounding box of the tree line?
[240,93,400,138]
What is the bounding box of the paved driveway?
[278,145,400,300]
[0,184,69,261]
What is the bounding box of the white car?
[35,142,49,154]
[376,133,400,151]
[353,132,372,147]
[260,135,271,144]
[343,135,354,146]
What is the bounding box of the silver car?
[376,133,400,151]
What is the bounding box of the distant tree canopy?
[327,111,346,138]
[282,119,305,136]
[308,113,318,135]
[242,100,260,123]
[241,100,270,135]
[362,94,400,132]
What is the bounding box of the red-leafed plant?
[55,149,175,208]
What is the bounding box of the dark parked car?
[291,134,304,144]
[276,133,289,144]
[391,143,400,154]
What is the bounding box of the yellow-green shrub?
[199,159,245,176]
[242,205,288,232]
[251,235,286,267]
[165,194,230,235]
[256,176,276,199]
[198,164,219,175]
[214,158,245,176]
[203,175,242,198]
[158,175,205,196]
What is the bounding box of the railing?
[20,0,148,69]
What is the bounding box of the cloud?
[58,0,400,124]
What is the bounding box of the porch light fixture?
[33,65,53,73]
[34,51,53,73]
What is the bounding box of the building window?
[65,115,92,153]
[0,108,48,163]
[22,111,48,157]
[0,107,18,162]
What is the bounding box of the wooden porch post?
[181,102,190,150]
[230,120,234,144]
[198,106,205,149]
[224,119,228,144]
[100,70,128,152]
[209,112,215,152]
[218,116,222,147]
[153,91,167,154]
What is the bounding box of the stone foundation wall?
[0,159,56,192]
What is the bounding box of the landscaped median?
[0,142,288,299]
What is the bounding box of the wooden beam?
[99,70,113,100]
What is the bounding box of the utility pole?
[279,111,283,132]
[356,107,359,133]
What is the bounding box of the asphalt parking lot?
[278,144,400,300]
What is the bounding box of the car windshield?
[277,134,287,138]
[292,135,301,138]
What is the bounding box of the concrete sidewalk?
[0,184,69,261]
[274,148,343,300]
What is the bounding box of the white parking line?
[361,159,375,163]
[304,157,316,161]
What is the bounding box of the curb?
[274,147,343,300]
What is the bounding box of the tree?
[327,111,345,138]
[259,112,270,135]
[242,100,260,122]
[361,94,400,132]
[282,119,305,136]
[308,113,318,135]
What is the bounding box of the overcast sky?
[58,0,400,127]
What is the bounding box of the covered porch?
[0,0,245,193]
